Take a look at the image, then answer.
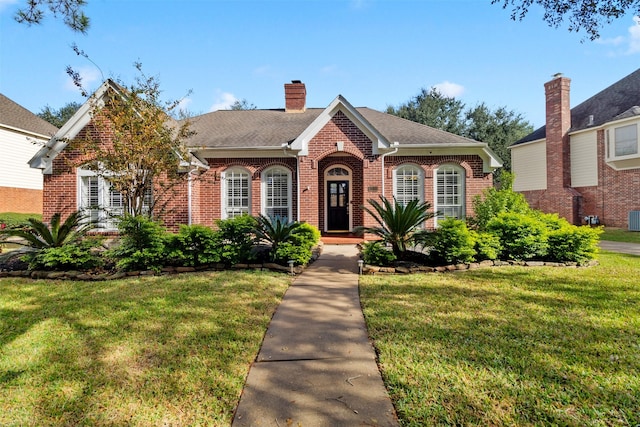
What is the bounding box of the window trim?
[434,163,465,226]
[607,122,639,161]
[261,165,292,220]
[222,166,251,219]
[77,168,123,231]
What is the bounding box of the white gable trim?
[28,80,120,174]
[291,95,390,156]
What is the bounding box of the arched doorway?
[324,165,352,232]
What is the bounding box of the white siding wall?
[570,131,598,187]
[0,128,45,190]
[511,140,547,191]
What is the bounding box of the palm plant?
[0,210,92,249]
[358,196,435,260]
[253,215,302,261]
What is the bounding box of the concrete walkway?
[599,240,640,256]
[232,245,399,427]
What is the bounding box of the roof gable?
[0,93,58,137]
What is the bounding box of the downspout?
[282,144,300,221]
[187,166,198,225]
[380,141,399,197]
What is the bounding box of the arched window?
[222,167,250,218]
[262,166,292,220]
[435,164,465,224]
[393,164,424,206]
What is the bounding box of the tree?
[38,101,82,128]
[387,88,533,173]
[464,103,533,172]
[230,99,257,110]
[69,62,194,218]
[386,88,466,135]
[14,0,90,33]
[492,0,640,40]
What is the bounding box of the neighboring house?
[29,80,502,232]
[510,69,640,229]
[0,94,58,214]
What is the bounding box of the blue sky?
[1,0,640,129]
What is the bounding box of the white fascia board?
[0,123,54,141]
[394,143,503,172]
[508,137,545,150]
[291,95,390,155]
[28,80,113,173]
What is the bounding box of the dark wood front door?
[327,181,349,231]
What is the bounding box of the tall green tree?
[386,88,466,135]
[14,0,90,33]
[38,102,82,128]
[492,0,640,40]
[464,103,533,172]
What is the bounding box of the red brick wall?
[0,187,42,214]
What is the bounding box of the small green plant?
[25,237,104,271]
[546,224,602,263]
[471,230,501,261]
[430,218,476,264]
[471,171,531,230]
[254,215,302,262]
[358,196,435,260]
[215,215,257,264]
[168,224,221,267]
[361,241,397,266]
[272,222,321,266]
[108,215,167,272]
[0,210,92,249]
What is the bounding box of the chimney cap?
[553,72,563,79]
[291,79,303,84]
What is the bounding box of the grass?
[600,227,640,244]
[360,251,640,426]
[0,212,42,228]
[0,270,290,426]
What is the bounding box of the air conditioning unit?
[629,211,640,231]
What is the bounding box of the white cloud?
[177,97,192,115]
[432,81,465,98]
[64,66,102,93]
[627,16,640,54]
[596,16,640,55]
[210,91,238,112]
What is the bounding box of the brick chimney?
[285,80,306,113]
[544,73,571,189]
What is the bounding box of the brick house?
[0,94,58,214]
[29,80,501,232]
[510,69,640,229]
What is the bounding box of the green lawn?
[360,251,640,426]
[0,270,290,426]
[601,227,640,244]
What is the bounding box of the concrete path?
[599,240,640,256]
[232,245,399,427]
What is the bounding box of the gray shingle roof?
[514,68,640,145]
[185,106,481,149]
[0,93,58,136]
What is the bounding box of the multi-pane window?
[223,167,250,218]
[614,124,638,157]
[79,171,135,230]
[262,166,291,220]
[394,164,424,206]
[436,165,464,222]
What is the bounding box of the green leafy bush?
[273,242,312,266]
[25,238,104,271]
[290,222,321,248]
[215,215,257,264]
[471,171,530,230]
[471,230,502,261]
[430,218,476,264]
[546,225,602,263]
[254,215,303,262]
[361,241,397,266]
[486,212,548,260]
[170,224,221,267]
[108,215,167,272]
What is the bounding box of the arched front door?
[325,166,351,232]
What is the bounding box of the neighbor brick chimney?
[544,73,572,189]
[285,80,306,113]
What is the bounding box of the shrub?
[25,238,104,271]
[471,171,530,230]
[273,242,313,266]
[290,222,321,248]
[471,230,502,261]
[215,215,257,264]
[170,224,221,267]
[361,241,397,266]
[0,210,92,249]
[486,212,548,260]
[108,215,167,272]
[254,215,303,262]
[547,225,602,263]
[430,218,476,264]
